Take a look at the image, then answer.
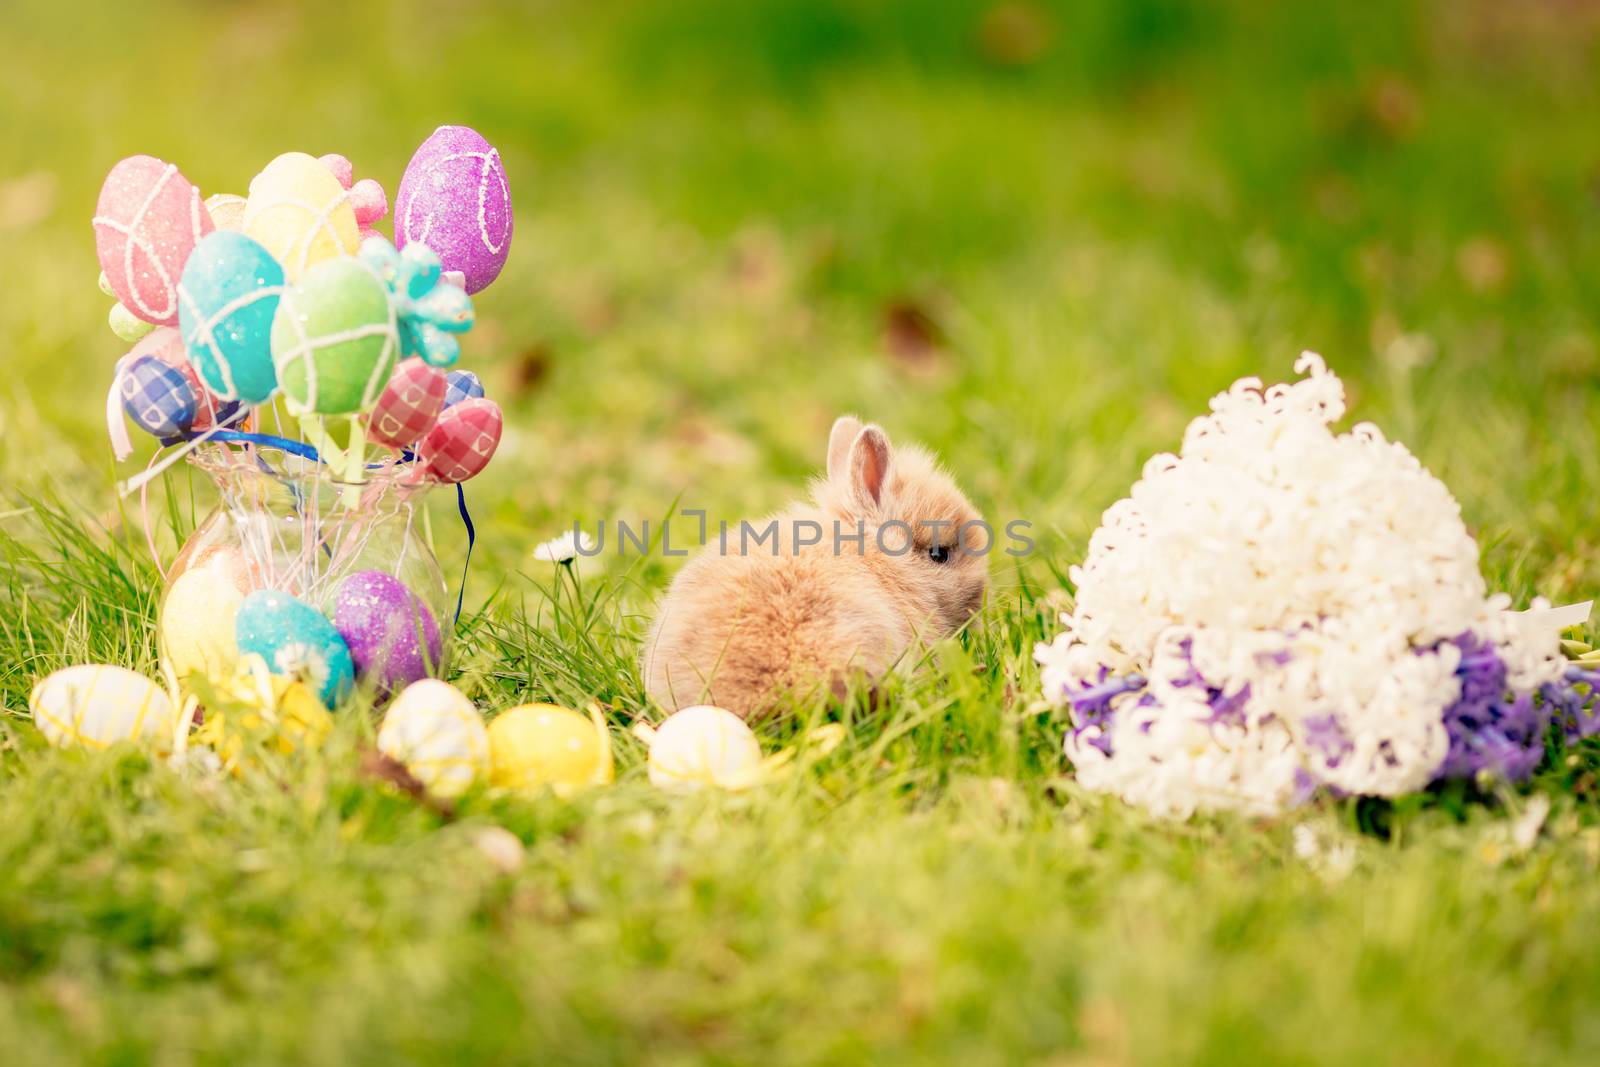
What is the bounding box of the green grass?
[3,0,1600,1062]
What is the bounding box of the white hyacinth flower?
[1038,354,1567,818]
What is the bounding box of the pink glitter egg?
[332,570,443,693]
[419,397,502,483]
[368,358,447,449]
[395,126,513,295]
[94,156,214,327]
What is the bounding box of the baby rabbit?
[643,416,988,718]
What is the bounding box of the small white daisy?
[533,529,597,564]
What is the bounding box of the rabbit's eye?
[928,544,951,564]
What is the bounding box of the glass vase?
[158,447,450,701]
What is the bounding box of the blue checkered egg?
[178,230,284,404]
[235,590,354,708]
[120,353,198,438]
[443,369,484,409]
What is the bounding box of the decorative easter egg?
[419,397,501,483]
[242,152,361,280]
[178,231,284,404]
[30,664,176,750]
[120,353,198,438]
[395,126,513,295]
[331,570,443,693]
[204,193,247,231]
[271,257,397,415]
[443,369,484,409]
[133,328,237,431]
[94,155,214,327]
[159,545,259,687]
[367,358,446,449]
[109,301,157,342]
[646,705,767,791]
[487,703,613,792]
[378,679,489,797]
[235,590,354,707]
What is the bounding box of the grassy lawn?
[3,0,1600,1063]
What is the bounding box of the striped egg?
[368,358,446,449]
[419,397,501,483]
[30,664,177,750]
[179,230,285,404]
[377,679,489,798]
[120,353,198,438]
[645,705,766,791]
[94,155,214,327]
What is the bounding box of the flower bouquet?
[1035,354,1599,818]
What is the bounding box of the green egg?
[270,257,397,415]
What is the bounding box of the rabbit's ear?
[848,425,893,510]
[827,416,863,483]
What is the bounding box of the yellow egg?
[242,152,360,280]
[378,679,489,798]
[30,664,176,750]
[159,547,257,691]
[488,703,613,793]
[646,705,766,791]
[204,192,248,231]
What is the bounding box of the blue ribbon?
[454,482,475,624]
[163,429,476,622]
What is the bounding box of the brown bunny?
[642,416,989,718]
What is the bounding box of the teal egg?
[235,590,354,707]
[178,231,284,404]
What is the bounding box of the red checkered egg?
[419,397,502,483]
[368,358,446,449]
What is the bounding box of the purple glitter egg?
[331,570,443,694]
[395,126,513,295]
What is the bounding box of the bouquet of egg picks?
[1036,354,1600,819]
[38,126,515,755]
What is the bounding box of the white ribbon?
[105,356,134,462]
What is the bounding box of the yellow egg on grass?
[30,664,177,750]
[378,679,490,798]
[644,704,767,792]
[488,703,614,794]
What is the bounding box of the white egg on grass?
[377,679,490,798]
[643,705,770,792]
[30,664,177,750]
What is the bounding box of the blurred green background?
[4,1,1600,1064]
[5,0,1598,590]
